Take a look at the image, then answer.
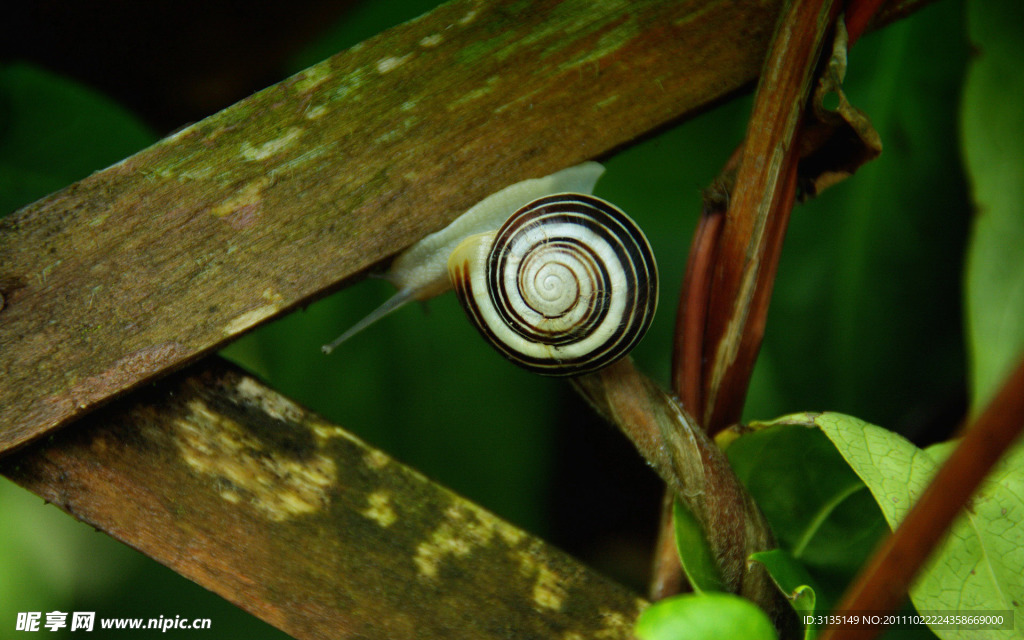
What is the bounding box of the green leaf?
[750,549,818,615]
[750,549,819,640]
[762,412,1024,640]
[962,0,1024,413]
[0,63,156,216]
[725,422,886,605]
[672,499,726,594]
[635,592,778,640]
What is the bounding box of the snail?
[323,161,658,376]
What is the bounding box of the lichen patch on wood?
[224,304,280,335]
[174,398,336,521]
[419,33,444,48]
[523,558,568,611]
[596,610,636,638]
[293,65,333,94]
[223,289,285,336]
[362,490,398,527]
[363,449,391,469]
[235,376,304,423]
[240,127,304,162]
[414,502,526,578]
[304,103,329,120]
[376,54,412,74]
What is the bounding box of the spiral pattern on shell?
[448,193,658,376]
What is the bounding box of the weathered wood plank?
[0,359,646,640]
[0,0,932,453]
[0,0,786,452]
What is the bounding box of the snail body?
[322,162,604,353]
[323,162,658,377]
[386,162,606,301]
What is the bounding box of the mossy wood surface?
[0,0,792,452]
[0,359,645,640]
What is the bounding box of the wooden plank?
[0,0,932,453]
[0,0,785,452]
[0,358,646,640]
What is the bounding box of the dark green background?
[3,0,1013,637]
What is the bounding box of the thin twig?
[672,195,728,410]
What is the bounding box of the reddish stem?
[672,210,724,411]
[701,0,840,434]
[657,0,894,604]
[845,0,888,45]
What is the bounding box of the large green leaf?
[962,0,1024,412]
[760,413,1023,640]
[725,422,887,606]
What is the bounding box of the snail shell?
[448,193,658,376]
[323,162,658,377]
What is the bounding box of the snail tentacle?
[321,288,416,354]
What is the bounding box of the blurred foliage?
[3,0,1019,637]
[962,0,1024,413]
[0,63,155,217]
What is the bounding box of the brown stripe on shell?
[452,193,658,377]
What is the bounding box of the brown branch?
[672,203,728,411]
[819,355,1024,640]
[0,0,941,458]
[571,359,800,638]
[0,358,647,640]
[655,0,895,602]
[701,0,841,434]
